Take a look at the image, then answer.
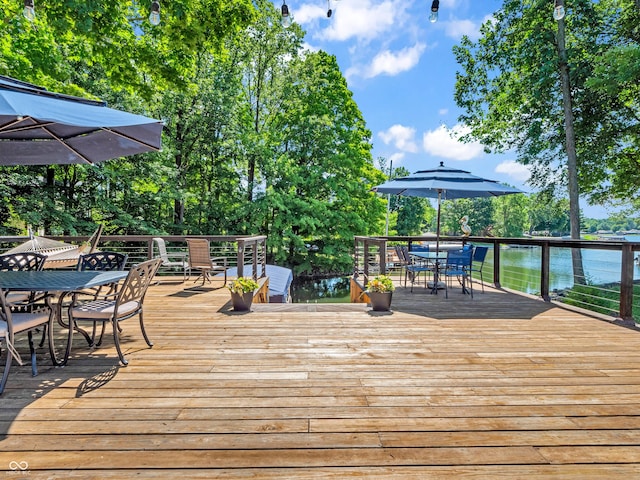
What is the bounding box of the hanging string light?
[553,0,565,20]
[429,0,439,23]
[281,0,292,27]
[327,0,332,18]
[149,0,161,25]
[23,0,35,21]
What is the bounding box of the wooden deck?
[3,276,640,478]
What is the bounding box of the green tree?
[452,0,625,283]
[441,198,494,237]
[527,193,570,236]
[0,0,255,97]
[584,1,640,204]
[387,166,433,236]
[267,50,384,274]
[493,194,528,237]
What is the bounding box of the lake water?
[291,236,640,301]
[291,275,352,303]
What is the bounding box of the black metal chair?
[0,252,47,306]
[0,252,47,272]
[0,287,56,395]
[67,258,161,365]
[77,251,128,272]
[71,251,129,347]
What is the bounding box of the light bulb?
[327,8,332,18]
[23,0,35,21]
[281,3,291,28]
[149,0,161,25]
[553,5,565,20]
[429,0,439,23]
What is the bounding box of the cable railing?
[356,235,640,322]
[0,234,261,278]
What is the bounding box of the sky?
[273,0,619,219]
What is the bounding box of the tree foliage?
[454,0,640,207]
[0,1,382,276]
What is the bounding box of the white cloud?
[379,125,419,153]
[389,152,406,164]
[300,42,319,53]
[291,3,326,24]
[444,19,480,40]
[311,0,409,43]
[422,124,484,161]
[495,160,531,183]
[363,43,425,78]
[438,108,449,116]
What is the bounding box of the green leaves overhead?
[454,0,640,205]
[1,0,382,275]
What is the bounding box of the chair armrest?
[165,252,188,260]
[210,256,228,267]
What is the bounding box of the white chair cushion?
[6,292,31,304]
[71,300,140,320]
[1,312,50,333]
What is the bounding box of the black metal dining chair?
[67,258,162,366]
[0,287,55,395]
[73,252,129,347]
[0,252,47,306]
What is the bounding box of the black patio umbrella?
[372,161,523,253]
[0,75,163,165]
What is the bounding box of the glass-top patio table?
[409,251,448,294]
[0,270,129,365]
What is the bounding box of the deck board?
[2,277,640,477]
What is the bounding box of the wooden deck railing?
[356,235,640,321]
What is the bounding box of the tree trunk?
[44,167,55,234]
[556,16,585,285]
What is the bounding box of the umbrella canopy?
[0,75,163,165]
[372,162,523,252]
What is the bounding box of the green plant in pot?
[228,277,260,311]
[365,274,395,312]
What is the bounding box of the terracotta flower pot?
[368,291,392,312]
[230,291,254,312]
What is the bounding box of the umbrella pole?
[436,190,441,255]
[433,190,442,294]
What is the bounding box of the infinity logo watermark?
[9,460,29,471]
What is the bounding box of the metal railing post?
[620,243,634,320]
[541,242,550,301]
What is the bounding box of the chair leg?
[46,316,59,366]
[0,346,12,395]
[95,322,107,347]
[112,319,128,366]
[39,325,47,348]
[27,331,37,377]
[139,312,153,348]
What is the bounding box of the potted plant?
[365,274,395,312]
[228,277,260,312]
